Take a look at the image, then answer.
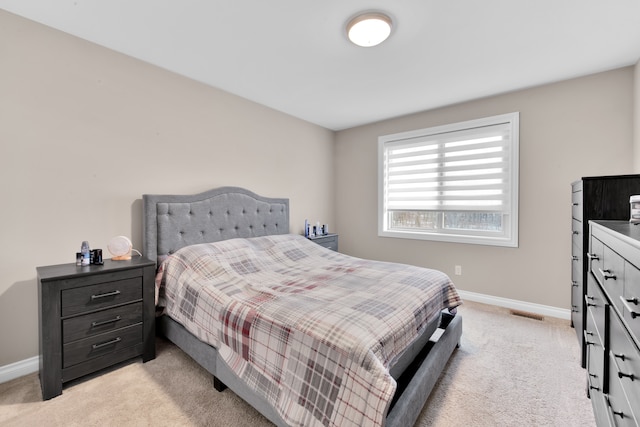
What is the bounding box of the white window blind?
[384,123,512,212]
[378,112,519,247]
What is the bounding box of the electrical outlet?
[455,265,462,275]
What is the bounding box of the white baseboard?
[457,289,571,320]
[0,292,569,383]
[0,355,38,384]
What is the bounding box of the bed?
[143,186,462,427]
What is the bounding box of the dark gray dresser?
[37,256,156,400]
[572,175,640,367]
[586,221,640,425]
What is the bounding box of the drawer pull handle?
[605,396,625,420]
[583,330,594,345]
[586,253,599,260]
[572,256,579,262]
[572,230,579,235]
[572,202,579,206]
[620,296,640,319]
[92,337,121,350]
[613,352,626,361]
[610,350,635,381]
[598,268,616,280]
[91,316,122,328]
[571,281,578,287]
[91,290,121,300]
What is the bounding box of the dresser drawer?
[61,277,142,317]
[605,378,636,427]
[586,307,606,395]
[592,393,614,427]
[586,274,608,343]
[572,219,582,248]
[589,236,605,285]
[572,253,582,287]
[609,312,640,425]
[63,302,143,344]
[623,262,640,344]
[601,246,625,314]
[63,323,143,368]
[572,187,582,221]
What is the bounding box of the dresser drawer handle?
[572,230,579,235]
[598,268,616,280]
[610,350,635,381]
[572,256,579,262]
[620,296,640,319]
[91,316,122,328]
[605,395,625,421]
[585,295,596,307]
[586,253,599,260]
[92,337,121,350]
[572,202,579,206]
[91,290,121,300]
[583,330,595,345]
[571,281,578,287]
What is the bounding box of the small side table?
[37,256,156,400]
[307,233,339,252]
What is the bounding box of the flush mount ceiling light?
[347,12,393,47]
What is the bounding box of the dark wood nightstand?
[37,256,156,400]
[307,233,339,251]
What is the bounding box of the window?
[378,112,519,247]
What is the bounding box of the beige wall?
[0,11,335,366]
[335,67,635,309]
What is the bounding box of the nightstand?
[37,256,156,400]
[307,233,339,251]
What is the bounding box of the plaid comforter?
[157,234,461,427]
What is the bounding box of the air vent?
[510,309,544,321]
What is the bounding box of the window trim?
[378,112,519,247]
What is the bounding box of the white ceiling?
[2,1,640,130]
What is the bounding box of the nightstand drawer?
[63,323,142,368]
[61,277,142,317]
[63,302,144,343]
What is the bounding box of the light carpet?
[0,301,595,426]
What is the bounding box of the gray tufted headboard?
[142,187,290,264]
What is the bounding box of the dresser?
[572,175,640,367]
[37,256,156,400]
[307,233,339,251]
[586,221,640,426]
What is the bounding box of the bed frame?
[143,186,462,427]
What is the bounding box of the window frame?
[378,112,519,247]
